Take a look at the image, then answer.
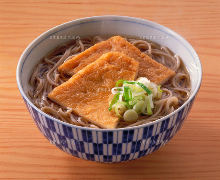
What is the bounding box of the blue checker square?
[163,127,173,142]
[122,130,128,143]
[144,124,154,139]
[57,134,68,148]
[42,126,53,141]
[93,143,103,155]
[102,131,113,144]
[81,129,89,142]
[32,108,41,123]
[149,135,159,148]
[103,155,112,162]
[93,143,98,155]
[90,154,95,161]
[62,125,73,139]
[127,130,134,142]
[86,153,95,161]
[87,130,93,143]
[143,126,149,139]
[107,131,113,144]
[102,132,108,144]
[131,141,136,153]
[81,130,93,143]
[135,140,142,152]
[85,153,90,160]
[74,140,81,152]
[121,130,134,143]
[121,154,130,161]
[79,141,85,153]
[45,117,56,132]
[112,143,122,155]
[131,140,142,153]
[160,118,170,133]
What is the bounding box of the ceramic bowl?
[16,16,202,163]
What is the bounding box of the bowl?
[16,16,202,163]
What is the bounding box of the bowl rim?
[16,15,202,132]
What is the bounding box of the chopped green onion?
[109,93,120,111]
[123,81,136,85]
[115,79,152,96]
[145,96,153,115]
[110,78,159,118]
[123,86,132,101]
[123,80,152,95]
[137,82,152,95]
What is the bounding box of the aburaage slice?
[49,52,139,129]
[58,36,175,84]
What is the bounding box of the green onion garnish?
[123,81,136,85]
[109,93,120,111]
[123,86,132,101]
[110,78,157,117]
[122,80,152,95]
[136,82,152,95]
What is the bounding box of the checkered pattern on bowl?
[23,97,194,163]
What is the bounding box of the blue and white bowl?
[16,16,202,163]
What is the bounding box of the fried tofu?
[58,40,112,76]
[48,52,139,129]
[58,36,175,84]
[110,36,175,84]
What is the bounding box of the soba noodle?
[28,36,191,128]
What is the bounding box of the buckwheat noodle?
[28,36,191,128]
